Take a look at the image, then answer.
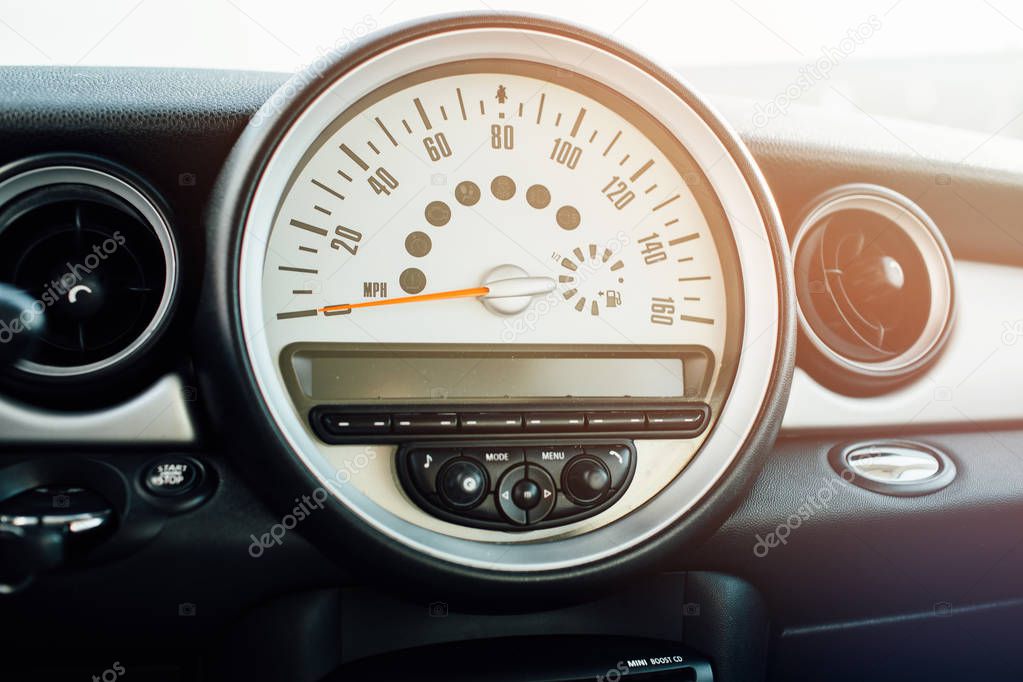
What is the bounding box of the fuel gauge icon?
[603,290,622,308]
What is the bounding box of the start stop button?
[142,456,201,497]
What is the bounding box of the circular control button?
[526,465,557,524]
[142,457,200,497]
[497,465,528,525]
[511,479,541,510]
[437,459,488,509]
[563,457,611,505]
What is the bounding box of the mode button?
[463,447,525,482]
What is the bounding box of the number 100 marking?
[550,137,582,169]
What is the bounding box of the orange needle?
[318,286,490,314]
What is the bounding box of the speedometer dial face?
[227,19,786,569]
[259,60,741,393]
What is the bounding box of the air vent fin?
[0,164,177,378]
[792,184,954,389]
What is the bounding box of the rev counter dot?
[491,175,516,200]
[526,184,551,209]
[556,205,581,230]
[405,231,432,257]
[399,267,427,294]
[455,180,480,206]
[425,200,451,226]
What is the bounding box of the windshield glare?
[1,0,1021,138]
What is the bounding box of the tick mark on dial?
[276,309,317,320]
[375,117,398,146]
[340,143,369,171]
[311,179,344,200]
[414,97,432,130]
[669,233,699,246]
[630,159,654,182]
[603,130,622,156]
[653,194,680,211]
[570,107,586,137]
[289,219,327,237]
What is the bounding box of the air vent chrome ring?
[792,184,955,385]
[0,164,178,378]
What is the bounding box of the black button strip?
[313,404,708,443]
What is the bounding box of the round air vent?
[0,163,177,379]
[792,184,955,390]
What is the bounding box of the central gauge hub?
[480,264,553,316]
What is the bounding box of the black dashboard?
[2,15,1023,682]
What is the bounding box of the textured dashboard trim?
[0,373,195,444]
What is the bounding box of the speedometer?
[208,15,792,582]
[260,58,739,406]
